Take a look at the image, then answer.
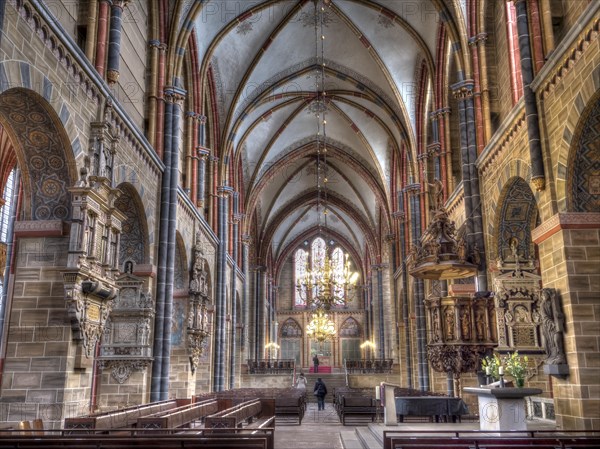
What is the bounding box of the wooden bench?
[205,399,265,429]
[64,399,180,430]
[275,395,304,425]
[0,432,270,448]
[383,430,600,449]
[339,396,376,425]
[136,399,219,430]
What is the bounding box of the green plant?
[503,351,529,382]
[481,353,502,380]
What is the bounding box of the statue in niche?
[460,308,471,340]
[445,308,455,340]
[540,288,567,365]
[475,308,485,341]
[190,242,208,297]
[432,308,441,342]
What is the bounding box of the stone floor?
[274,402,345,449]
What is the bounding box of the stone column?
[106,0,130,85]
[372,264,387,359]
[94,0,111,77]
[393,206,413,389]
[214,185,232,392]
[452,81,488,291]
[406,183,429,391]
[513,0,545,191]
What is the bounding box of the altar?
[463,387,542,431]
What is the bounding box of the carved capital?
[531,176,545,192]
[106,69,119,86]
[451,80,475,100]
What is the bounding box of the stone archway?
[567,94,600,213]
[0,88,75,221]
[115,183,149,269]
[0,88,80,427]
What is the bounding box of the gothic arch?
[174,232,187,292]
[566,90,600,213]
[339,317,361,338]
[494,177,539,261]
[280,318,303,338]
[0,88,77,220]
[115,183,149,267]
[557,72,600,212]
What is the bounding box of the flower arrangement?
[503,351,528,386]
[481,353,502,381]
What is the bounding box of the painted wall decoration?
[0,89,72,220]
[570,99,600,212]
[115,184,146,266]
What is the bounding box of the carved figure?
[509,237,519,260]
[475,308,485,340]
[432,308,441,342]
[540,288,567,365]
[445,308,455,340]
[460,309,471,340]
[428,178,444,211]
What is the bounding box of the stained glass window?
[332,247,345,304]
[295,249,308,306]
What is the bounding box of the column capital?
[164,86,186,104]
[427,142,442,157]
[385,234,396,243]
[241,234,253,246]
[468,33,488,46]
[451,80,475,100]
[232,213,245,224]
[371,263,389,271]
[392,211,406,222]
[217,185,234,197]
[404,183,421,195]
[111,0,130,9]
[197,147,211,159]
[148,40,168,52]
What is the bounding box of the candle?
[498,366,504,375]
[485,367,490,375]
[375,386,380,400]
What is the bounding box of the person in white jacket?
[296,372,307,389]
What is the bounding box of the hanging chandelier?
[296,0,359,312]
[306,310,336,343]
[296,250,359,310]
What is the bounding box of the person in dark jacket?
[314,377,327,411]
[313,354,319,373]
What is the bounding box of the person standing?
[313,354,319,373]
[314,377,327,411]
[296,372,307,390]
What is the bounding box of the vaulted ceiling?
[191,0,455,270]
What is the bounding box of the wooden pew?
[0,432,270,448]
[275,395,304,425]
[339,396,376,425]
[136,399,219,430]
[64,399,180,430]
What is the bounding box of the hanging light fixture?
[296,0,359,312]
[306,309,336,343]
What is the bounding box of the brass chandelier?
[306,309,336,343]
[296,0,358,314]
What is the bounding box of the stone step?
[355,425,383,449]
[339,430,364,449]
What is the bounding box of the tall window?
[294,249,308,306]
[506,1,523,105]
[294,237,350,307]
[0,169,16,299]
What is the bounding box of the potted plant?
[503,351,528,387]
[481,353,502,382]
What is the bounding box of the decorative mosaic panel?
[115,185,145,266]
[570,99,600,212]
[0,89,72,220]
[498,178,537,260]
